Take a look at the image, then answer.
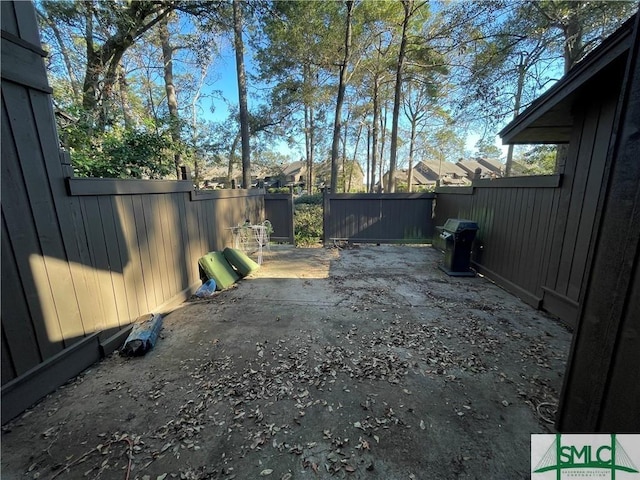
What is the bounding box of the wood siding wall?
[264,194,295,244]
[557,12,640,433]
[434,80,619,328]
[1,1,264,421]
[323,193,435,244]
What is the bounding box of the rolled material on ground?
[223,247,260,277]
[198,251,240,290]
[121,313,163,356]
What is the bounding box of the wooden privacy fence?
[323,193,435,244]
[264,193,295,244]
[434,169,603,329]
[435,176,561,309]
[0,1,267,420]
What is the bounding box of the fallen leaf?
[420,420,426,430]
[260,469,273,476]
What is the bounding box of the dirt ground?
[1,245,571,480]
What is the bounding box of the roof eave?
[500,14,635,145]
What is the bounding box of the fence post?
[288,194,295,244]
[59,149,74,178]
[322,189,330,245]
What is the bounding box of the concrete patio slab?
[1,245,571,479]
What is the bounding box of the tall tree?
[330,0,355,193]
[233,0,251,188]
[387,0,418,193]
[159,14,182,178]
[256,1,345,193]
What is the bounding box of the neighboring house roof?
[456,159,504,179]
[385,169,433,186]
[500,13,637,144]
[315,159,364,178]
[280,160,306,177]
[475,158,504,175]
[457,160,487,178]
[416,160,468,180]
[410,168,432,185]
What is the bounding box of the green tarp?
[223,247,260,277]
[198,252,240,290]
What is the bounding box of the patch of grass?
[294,204,323,246]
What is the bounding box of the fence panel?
[264,194,295,243]
[435,176,561,309]
[323,193,435,244]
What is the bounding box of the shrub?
[294,193,323,205]
[267,187,291,194]
[294,204,323,246]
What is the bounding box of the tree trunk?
[160,15,182,179]
[563,6,584,73]
[80,2,172,127]
[366,125,371,192]
[330,0,354,193]
[118,63,134,128]
[304,62,315,193]
[82,2,97,115]
[388,0,413,193]
[407,117,416,192]
[233,0,251,189]
[379,101,387,193]
[349,122,363,193]
[341,124,348,192]
[37,7,81,102]
[309,108,315,193]
[227,132,241,187]
[370,76,379,193]
[505,52,526,177]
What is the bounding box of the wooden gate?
[323,193,435,244]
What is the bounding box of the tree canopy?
[37,0,637,188]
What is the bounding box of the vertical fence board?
[1,216,42,374]
[123,196,150,314]
[79,197,115,333]
[114,196,142,320]
[98,196,130,328]
[159,195,180,296]
[177,193,196,284]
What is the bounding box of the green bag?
[223,247,260,277]
[198,252,240,290]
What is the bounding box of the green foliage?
[474,138,503,160]
[267,187,291,194]
[294,204,323,246]
[68,125,176,179]
[294,193,323,205]
[520,145,557,175]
